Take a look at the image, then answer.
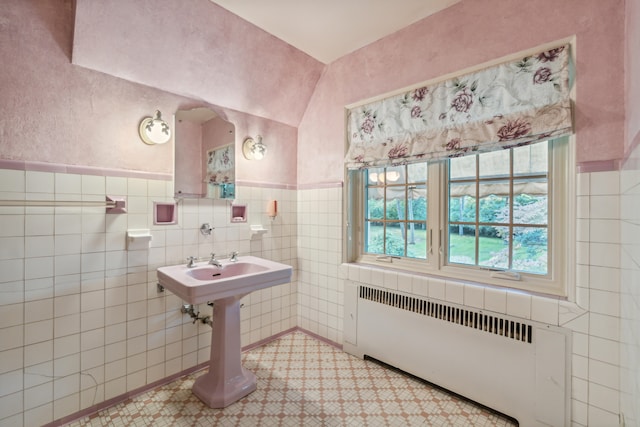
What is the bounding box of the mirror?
[174,107,236,199]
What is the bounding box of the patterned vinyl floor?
[67,331,518,426]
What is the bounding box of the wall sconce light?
[242,135,267,160]
[139,110,171,145]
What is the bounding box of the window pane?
[479,149,510,178]
[512,227,547,274]
[407,163,428,183]
[448,225,476,266]
[409,185,427,221]
[386,190,406,220]
[450,155,476,179]
[385,166,405,184]
[479,192,509,224]
[366,187,384,220]
[514,141,548,175]
[478,226,509,269]
[448,191,476,223]
[365,222,384,254]
[513,180,547,225]
[368,167,385,185]
[407,222,427,259]
[385,225,404,256]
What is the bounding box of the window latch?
[486,270,521,281]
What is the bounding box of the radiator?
[343,283,571,427]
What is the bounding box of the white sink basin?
[157,255,292,304]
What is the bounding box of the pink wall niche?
[297,0,626,185]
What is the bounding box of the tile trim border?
[0,159,172,181]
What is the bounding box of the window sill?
[339,262,585,327]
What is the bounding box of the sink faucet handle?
[209,253,217,261]
[230,251,239,262]
[186,256,197,268]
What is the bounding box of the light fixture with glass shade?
[242,135,267,160]
[139,110,171,145]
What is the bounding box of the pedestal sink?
[157,256,292,408]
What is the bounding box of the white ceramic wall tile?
[0,390,23,420]
[589,219,619,244]
[0,215,24,237]
[24,341,52,368]
[0,259,24,284]
[0,348,23,375]
[81,175,105,195]
[55,174,82,195]
[576,173,590,196]
[0,369,23,397]
[0,325,23,352]
[444,281,463,304]
[428,278,445,300]
[0,236,24,259]
[590,171,619,196]
[589,336,619,365]
[54,214,82,235]
[0,303,24,328]
[54,314,81,339]
[589,195,619,219]
[0,170,25,193]
[26,172,54,194]
[589,243,620,268]
[505,291,531,319]
[26,298,53,322]
[484,288,507,314]
[24,320,52,345]
[530,296,558,325]
[24,381,53,411]
[54,334,79,360]
[589,289,619,317]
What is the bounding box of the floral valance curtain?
[345,45,573,169]
[206,144,235,184]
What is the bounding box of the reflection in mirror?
[174,107,236,199]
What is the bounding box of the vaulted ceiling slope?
[72,0,325,127]
[209,0,461,64]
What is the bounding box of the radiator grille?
[359,285,533,344]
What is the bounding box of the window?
[350,138,571,296]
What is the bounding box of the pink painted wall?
[297,0,626,185]
[72,0,324,128]
[0,0,299,186]
[0,0,181,174]
[229,110,298,187]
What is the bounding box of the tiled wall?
[0,166,628,426]
[0,168,297,426]
[297,171,623,426]
[297,187,344,344]
[621,144,640,427]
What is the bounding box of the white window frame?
[345,136,575,297]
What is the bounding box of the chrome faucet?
[208,253,223,268]
[186,256,197,268]
[230,251,239,262]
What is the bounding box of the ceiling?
[210,0,461,64]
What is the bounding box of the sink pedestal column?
[192,295,256,408]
